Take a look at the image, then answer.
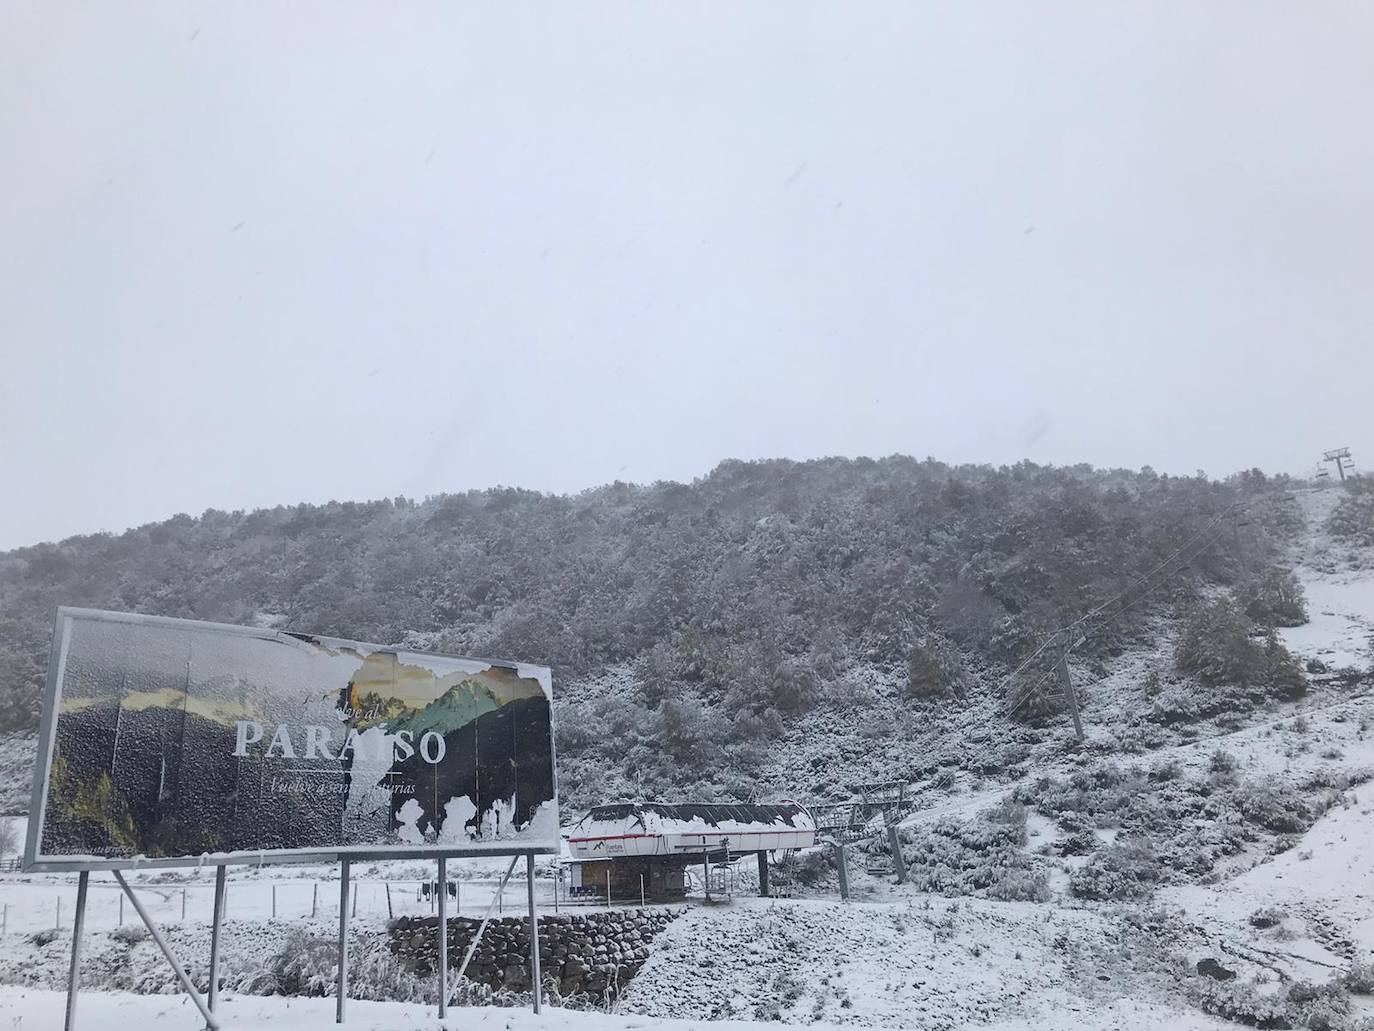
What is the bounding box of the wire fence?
[0,866,696,937]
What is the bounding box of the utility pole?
[1323,447,1352,482]
[1055,645,1085,743]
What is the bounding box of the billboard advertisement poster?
[26,608,558,870]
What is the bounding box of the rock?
[1196,958,1236,981]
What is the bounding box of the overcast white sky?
[2,3,1372,550]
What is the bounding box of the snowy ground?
[0,983,1237,1031]
[0,986,871,1031]
[621,895,1231,1030]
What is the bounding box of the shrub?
[1069,839,1162,900]
[1150,686,1202,725]
[29,928,59,947]
[1175,597,1307,701]
[1249,906,1286,929]
[1176,597,1264,685]
[777,848,835,889]
[985,869,1051,902]
[1015,762,1144,828]
[1328,476,1374,546]
[252,930,434,1002]
[1264,632,1309,701]
[1190,977,1293,1028]
[1237,567,1308,628]
[1236,779,1312,834]
[111,924,149,946]
[263,929,341,996]
[906,636,965,699]
[1056,829,1099,857]
[1209,749,1239,774]
[1149,760,1184,782]
[899,801,1048,901]
[1342,959,1374,995]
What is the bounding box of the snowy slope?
[2,485,1372,1030]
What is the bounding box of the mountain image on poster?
[27,609,558,868]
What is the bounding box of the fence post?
[118,893,124,927]
[57,896,62,930]
[351,882,357,919]
[385,882,393,920]
[272,884,277,920]
[181,888,187,922]
[312,883,318,919]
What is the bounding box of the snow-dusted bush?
[1190,977,1293,1028]
[897,799,1049,901]
[1016,763,1142,830]
[1248,906,1287,929]
[253,929,432,1002]
[1069,839,1161,900]
[1237,566,1308,628]
[905,635,965,700]
[770,847,835,892]
[1342,958,1374,995]
[111,924,149,946]
[1017,761,1266,880]
[1235,778,1313,834]
[1174,597,1258,685]
[260,929,339,997]
[1175,597,1306,696]
[1328,476,1374,547]
[1209,749,1240,775]
[983,868,1051,902]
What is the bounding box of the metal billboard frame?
[27,607,559,1030]
[26,606,560,872]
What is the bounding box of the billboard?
[25,608,559,871]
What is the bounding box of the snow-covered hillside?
[0,484,1371,1030]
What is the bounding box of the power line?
[997,494,1251,692]
[999,488,1292,712]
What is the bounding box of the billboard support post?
[336,860,350,1024]
[208,865,227,1014]
[454,855,519,987]
[437,857,448,1020]
[63,870,88,1031]
[526,852,541,1014]
[112,870,219,1030]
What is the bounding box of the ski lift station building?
[565,801,817,901]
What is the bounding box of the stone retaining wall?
[389,908,683,998]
